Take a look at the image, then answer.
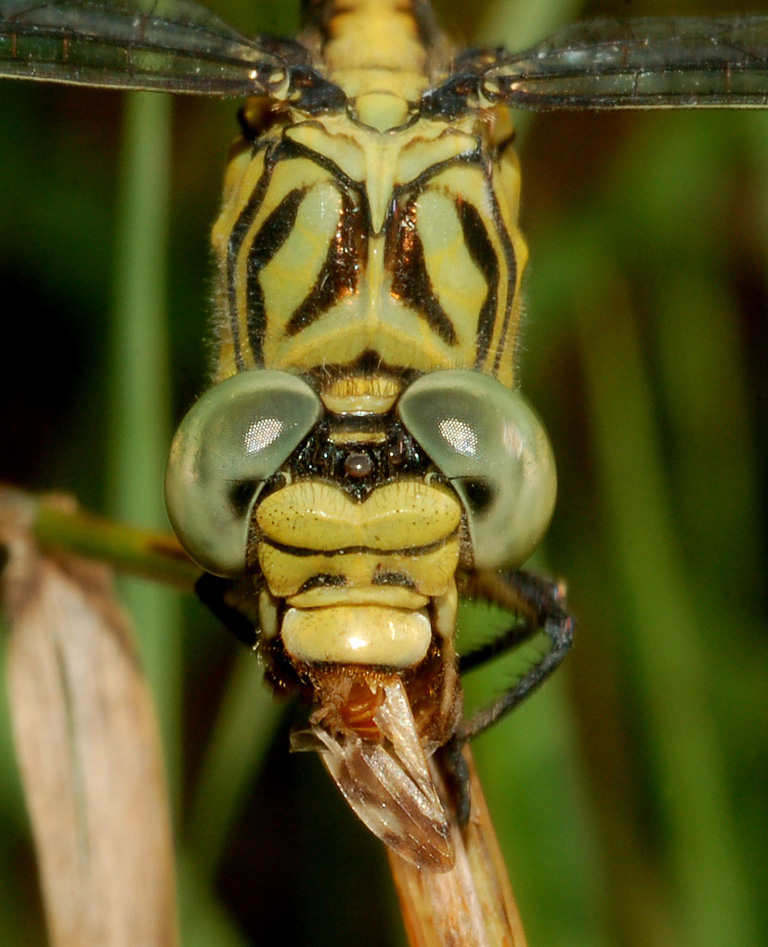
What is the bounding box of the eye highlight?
[437,417,478,457]
[244,416,285,454]
[397,370,556,570]
[165,370,322,577]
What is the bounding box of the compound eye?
[398,370,556,570]
[165,370,321,577]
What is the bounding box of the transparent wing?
[482,16,768,110]
[291,679,455,871]
[0,0,288,96]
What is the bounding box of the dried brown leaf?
[0,490,178,947]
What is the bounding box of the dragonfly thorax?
[212,99,527,389]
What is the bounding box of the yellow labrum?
[259,542,459,604]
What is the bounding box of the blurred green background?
[0,0,766,944]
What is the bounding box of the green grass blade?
[108,90,183,791]
[575,262,757,947]
[186,651,285,882]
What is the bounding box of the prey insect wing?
[293,679,454,871]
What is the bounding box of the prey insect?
[2,0,768,891]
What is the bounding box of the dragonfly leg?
[457,569,575,742]
[438,735,472,827]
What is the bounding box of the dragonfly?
[1,0,767,943]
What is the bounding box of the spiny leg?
[437,736,472,827]
[457,569,575,742]
[440,570,573,824]
[457,571,567,673]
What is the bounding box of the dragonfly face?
[2,0,767,873]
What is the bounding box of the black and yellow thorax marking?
[212,0,526,393]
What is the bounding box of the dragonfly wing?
[481,16,768,110]
[292,679,455,871]
[0,0,288,96]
